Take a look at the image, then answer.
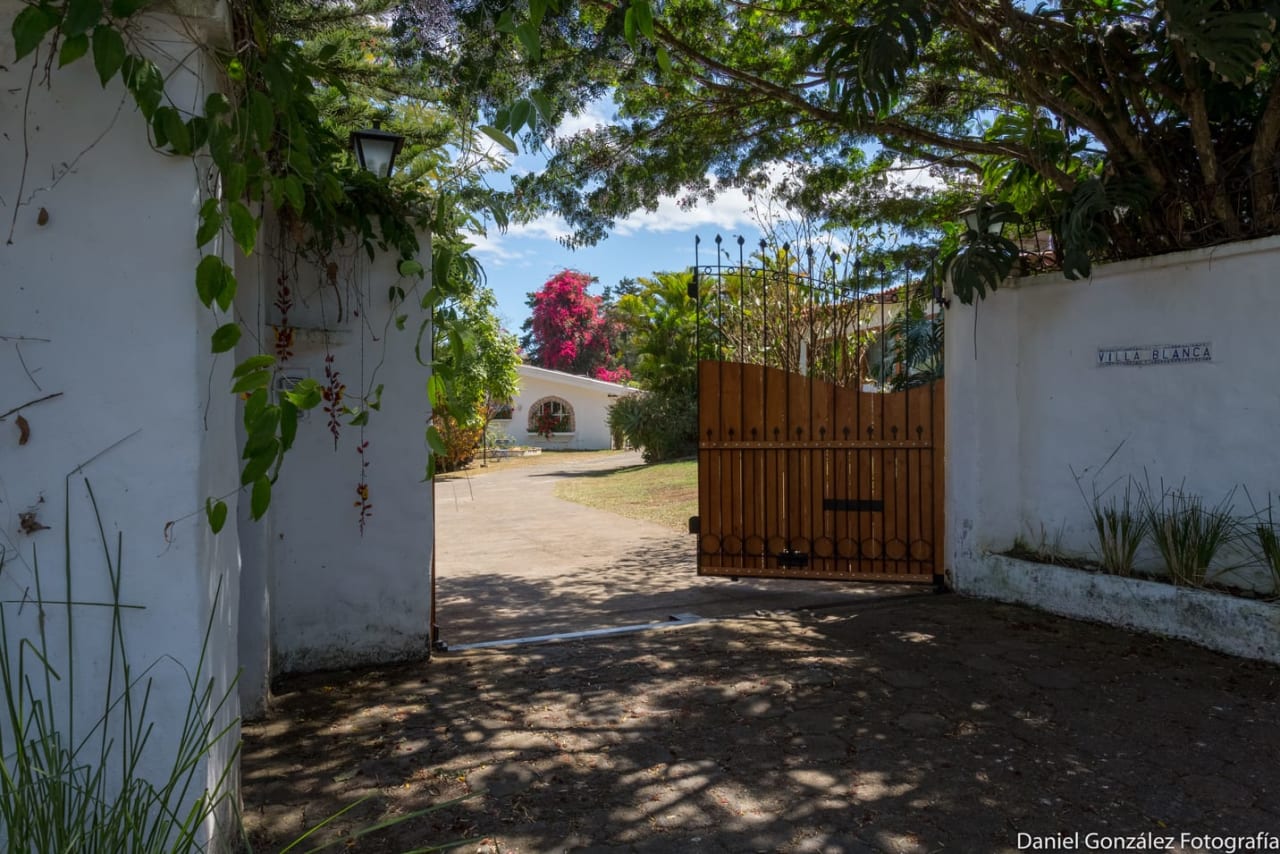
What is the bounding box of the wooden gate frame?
[690,238,945,585]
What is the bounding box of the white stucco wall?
[1,2,239,847]
[947,236,1280,594]
[497,365,637,451]
[236,236,435,682]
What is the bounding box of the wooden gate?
[691,238,945,584]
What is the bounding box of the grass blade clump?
[1092,481,1149,577]
[1242,490,1280,597]
[1073,463,1149,577]
[1142,480,1237,587]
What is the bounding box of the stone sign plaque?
[1097,342,1212,367]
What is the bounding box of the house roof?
[517,364,639,395]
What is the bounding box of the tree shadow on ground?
[241,596,1280,853]
[435,537,921,645]
[527,464,652,479]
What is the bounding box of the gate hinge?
[688,516,700,534]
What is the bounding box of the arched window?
[527,396,575,436]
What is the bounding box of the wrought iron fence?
[691,235,945,390]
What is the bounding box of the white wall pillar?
[258,238,435,675]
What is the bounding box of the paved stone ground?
[241,594,1280,853]
[433,450,922,647]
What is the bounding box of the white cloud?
[884,158,950,193]
[465,230,529,265]
[552,97,616,139]
[466,214,575,265]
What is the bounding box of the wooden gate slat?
[697,361,942,584]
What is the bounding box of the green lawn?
[554,459,697,531]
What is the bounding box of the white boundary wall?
[1,3,240,846]
[947,236,1280,594]
[2,0,437,842]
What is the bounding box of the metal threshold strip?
[446,613,705,651]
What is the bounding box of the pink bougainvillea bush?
[523,270,630,382]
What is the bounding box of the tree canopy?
[397,0,1280,287]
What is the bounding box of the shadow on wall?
[239,596,1280,852]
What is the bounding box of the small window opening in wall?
[528,396,575,435]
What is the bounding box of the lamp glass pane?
[358,137,396,177]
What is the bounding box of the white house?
[496,365,639,451]
[0,1,434,847]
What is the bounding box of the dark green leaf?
[215,266,236,312]
[284,377,322,409]
[229,201,259,254]
[656,46,671,73]
[496,7,515,33]
[64,0,102,37]
[624,6,637,48]
[478,125,517,154]
[427,374,446,407]
[110,0,152,17]
[206,498,228,534]
[529,90,552,123]
[204,92,231,119]
[349,410,369,426]
[159,107,191,154]
[244,387,268,424]
[231,369,272,394]
[250,476,271,520]
[121,55,162,117]
[233,354,275,377]
[59,33,90,67]
[395,314,407,331]
[426,424,448,455]
[243,402,279,437]
[224,162,247,202]
[211,323,241,353]
[248,90,274,148]
[195,255,227,308]
[187,116,208,151]
[279,401,299,451]
[12,5,59,61]
[514,21,541,62]
[509,99,532,133]
[196,199,222,247]
[283,175,305,214]
[632,0,654,41]
[241,446,277,486]
[91,24,126,86]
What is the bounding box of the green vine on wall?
[10,0,471,531]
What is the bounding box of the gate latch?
[776,549,809,568]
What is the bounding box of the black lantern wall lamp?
[349,121,405,178]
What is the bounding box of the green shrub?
[608,390,697,463]
[431,411,484,472]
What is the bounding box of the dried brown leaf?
[16,414,29,445]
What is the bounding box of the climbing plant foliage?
[10,0,478,529]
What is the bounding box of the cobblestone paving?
[242,595,1280,853]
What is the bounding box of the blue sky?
[461,100,767,332]
[462,100,945,332]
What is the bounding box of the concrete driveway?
[433,450,925,646]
